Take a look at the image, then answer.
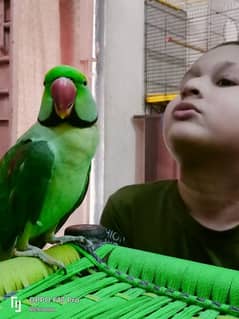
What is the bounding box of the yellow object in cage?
[155,0,182,10]
[146,93,178,103]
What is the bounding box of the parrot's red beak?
[51,77,77,119]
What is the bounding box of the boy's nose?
[181,87,200,98]
[180,78,203,99]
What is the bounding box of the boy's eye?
[217,78,236,87]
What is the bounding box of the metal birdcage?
[144,0,239,113]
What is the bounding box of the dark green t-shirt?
[100,180,239,270]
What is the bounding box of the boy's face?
[163,44,239,159]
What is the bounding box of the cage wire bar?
[145,0,239,113]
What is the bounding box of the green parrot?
[0,65,99,268]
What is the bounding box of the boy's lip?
[172,102,201,120]
[173,102,201,113]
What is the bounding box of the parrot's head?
[38,65,97,127]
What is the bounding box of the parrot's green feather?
[38,65,97,126]
[44,65,87,85]
[0,64,99,260]
[56,164,91,229]
[75,86,97,123]
[12,141,54,225]
[38,87,53,122]
[0,140,54,254]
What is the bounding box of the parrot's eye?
[83,81,87,86]
[43,81,46,86]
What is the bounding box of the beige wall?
[94,0,145,221]
[11,0,61,141]
[10,0,94,232]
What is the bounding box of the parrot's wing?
[30,164,91,248]
[30,165,91,247]
[0,139,54,257]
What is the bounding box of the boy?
[100,42,239,270]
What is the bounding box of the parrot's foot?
[14,244,66,273]
[48,235,94,251]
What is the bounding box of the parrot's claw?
[49,235,92,246]
[48,235,95,252]
[14,245,67,274]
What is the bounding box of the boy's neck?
[178,163,239,231]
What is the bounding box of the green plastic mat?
[0,244,239,318]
